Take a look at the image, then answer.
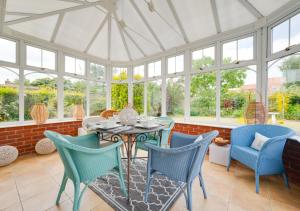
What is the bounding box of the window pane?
[190,72,216,122]
[147,80,161,116]
[176,55,184,73]
[154,61,161,76]
[272,20,289,53]
[192,47,215,70]
[64,77,86,118]
[90,63,105,80]
[42,50,55,70]
[291,13,300,46]
[24,71,57,120]
[168,57,176,74]
[221,66,256,125]
[148,63,155,77]
[89,81,106,116]
[0,38,16,63]
[238,36,253,61]
[111,83,128,110]
[75,59,85,75]
[166,77,184,121]
[223,41,237,64]
[268,54,300,132]
[133,83,144,114]
[65,56,75,74]
[133,65,144,80]
[148,61,161,77]
[112,67,127,81]
[0,67,19,122]
[26,46,41,67]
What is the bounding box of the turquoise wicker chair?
[133,116,175,159]
[44,131,127,211]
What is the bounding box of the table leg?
[127,134,131,202]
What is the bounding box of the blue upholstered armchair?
[144,130,219,211]
[44,131,127,211]
[227,124,295,193]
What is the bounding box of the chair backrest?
[44,130,80,182]
[82,116,106,129]
[156,116,175,145]
[100,109,118,119]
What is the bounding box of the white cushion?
[251,132,269,151]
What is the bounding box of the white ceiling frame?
[0,0,6,33]
[166,0,189,43]
[238,0,263,19]
[113,11,132,61]
[5,0,113,25]
[129,0,165,51]
[123,29,146,57]
[107,13,112,61]
[84,14,109,53]
[51,12,65,43]
[58,0,84,4]
[210,0,221,33]
[6,11,37,16]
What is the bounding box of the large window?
[90,63,105,80]
[111,83,128,110]
[271,13,300,54]
[147,80,161,116]
[148,61,161,78]
[168,55,184,74]
[223,36,254,64]
[133,65,144,81]
[65,56,85,75]
[89,81,106,116]
[192,46,215,70]
[190,72,216,122]
[166,77,184,121]
[0,67,19,122]
[0,38,16,63]
[26,45,56,70]
[268,54,300,131]
[133,82,144,114]
[24,71,57,120]
[220,66,256,125]
[112,67,127,81]
[64,77,86,118]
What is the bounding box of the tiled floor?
[0,152,300,211]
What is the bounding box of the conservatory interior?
[0,0,300,211]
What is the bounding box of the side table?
[209,143,230,166]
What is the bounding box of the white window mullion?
[57,51,64,120]
[86,60,90,117]
[184,49,191,122]
[216,41,221,122]
[19,40,25,122]
[128,65,133,106]
[161,56,166,116]
[261,26,268,106]
[106,64,112,109]
[144,64,148,116]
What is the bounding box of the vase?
[30,103,49,124]
[73,104,85,120]
[119,105,138,126]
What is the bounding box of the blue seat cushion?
[231,145,259,170]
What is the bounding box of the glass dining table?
[95,124,165,202]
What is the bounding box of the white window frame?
[167,53,185,77]
[191,44,216,73]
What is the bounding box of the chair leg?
[198,173,207,199]
[73,183,80,211]
[255,174,260,194]
[133,144,138,163]
[118,168,128,197]
[56,173,68,205]
[283,172,289,188]
[186,182,193,211]
[144,176,153,202]
[227,157,231,172]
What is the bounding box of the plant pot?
[30,103,49,124]
[73,104,85,120]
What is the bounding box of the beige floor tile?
[0,187,20,210]
[91,202,114,211]
[268,179,300,204]
[270,199,300,211]
[2,203,23,211]
[46,200,74,211]
[14,169,51,187]
[22,189,68,211]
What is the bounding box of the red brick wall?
[283,139,300,187]
[0,121,82,155]
[173,123,231,140]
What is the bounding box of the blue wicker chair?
[144,130,219,211]
[133,116,175,159]
[44,131,127,211]
[227,124,295,193]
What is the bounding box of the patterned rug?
[90,159,184,211]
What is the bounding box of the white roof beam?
[0,0,6,33]
[6,11,37,16]
[5,0,114,25]
[84,14,109,53]
[58,0,84,4]
[113,11,132,61]
[238,0,263,19]
[107,13,111,61]
[50,12,65,43]
[129,0,165,51]
[123,29,146,57]
[166,0,189,43]
[210,0,221,33]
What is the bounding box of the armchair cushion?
[231,145,259,170]
[251,132,269,151]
